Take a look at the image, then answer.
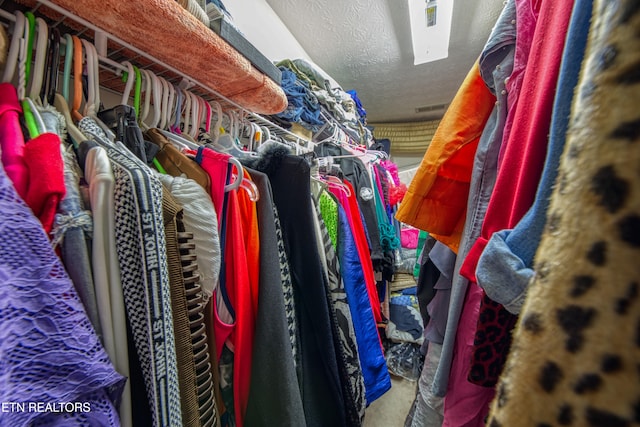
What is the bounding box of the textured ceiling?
[266,0,505,123]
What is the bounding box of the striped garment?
[79,118,183,427]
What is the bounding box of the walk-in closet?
[0,0,637,426]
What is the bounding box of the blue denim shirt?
[476,0,593,314]
[274,67,325,130]
[430,0,517,397]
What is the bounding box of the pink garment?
[0,83,28,196]
[499,0,540,165]
[442,282,494,427]
[0,83,66,234]
[380,160,400,186]
[23,133,66,235]
[401,228,419,249]
[461,0,574,282]
[189,146,230,227]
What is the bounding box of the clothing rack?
[0,0,315,151]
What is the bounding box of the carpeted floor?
[363,376,417,427]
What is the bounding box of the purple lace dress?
[0,161,125,426]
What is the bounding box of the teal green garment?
[373,176,399,252]
[414,230,429,278]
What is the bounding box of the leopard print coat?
[486,0,640,425]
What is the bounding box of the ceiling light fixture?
[408,0,453,65]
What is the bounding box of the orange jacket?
[395,60,495,253]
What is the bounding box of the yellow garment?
[395,60,495,253]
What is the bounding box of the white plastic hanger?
[54,92,87,145]
[260,125,271,146]
[224,157,245,192]
[171,85,183,131]
[203,98,212,135]
[81,39,115,140]
[159,77,170,130]
[192,94,207,140]
[181,87,191,134]
[245,121,261,152]
[81,39,96,116]
[186,91,197,139]
[139,69,152,126]
[210,125,254,159]
[190,92,203,140]
[90,41,101,114]
[209,100,223,142]
[150,71,162,128]
[120,61,135,106]
[2,11,25,83]
[27,18,48,104]
[184,91,195,137]
[166,82,176,129]
[17,12,32,101]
